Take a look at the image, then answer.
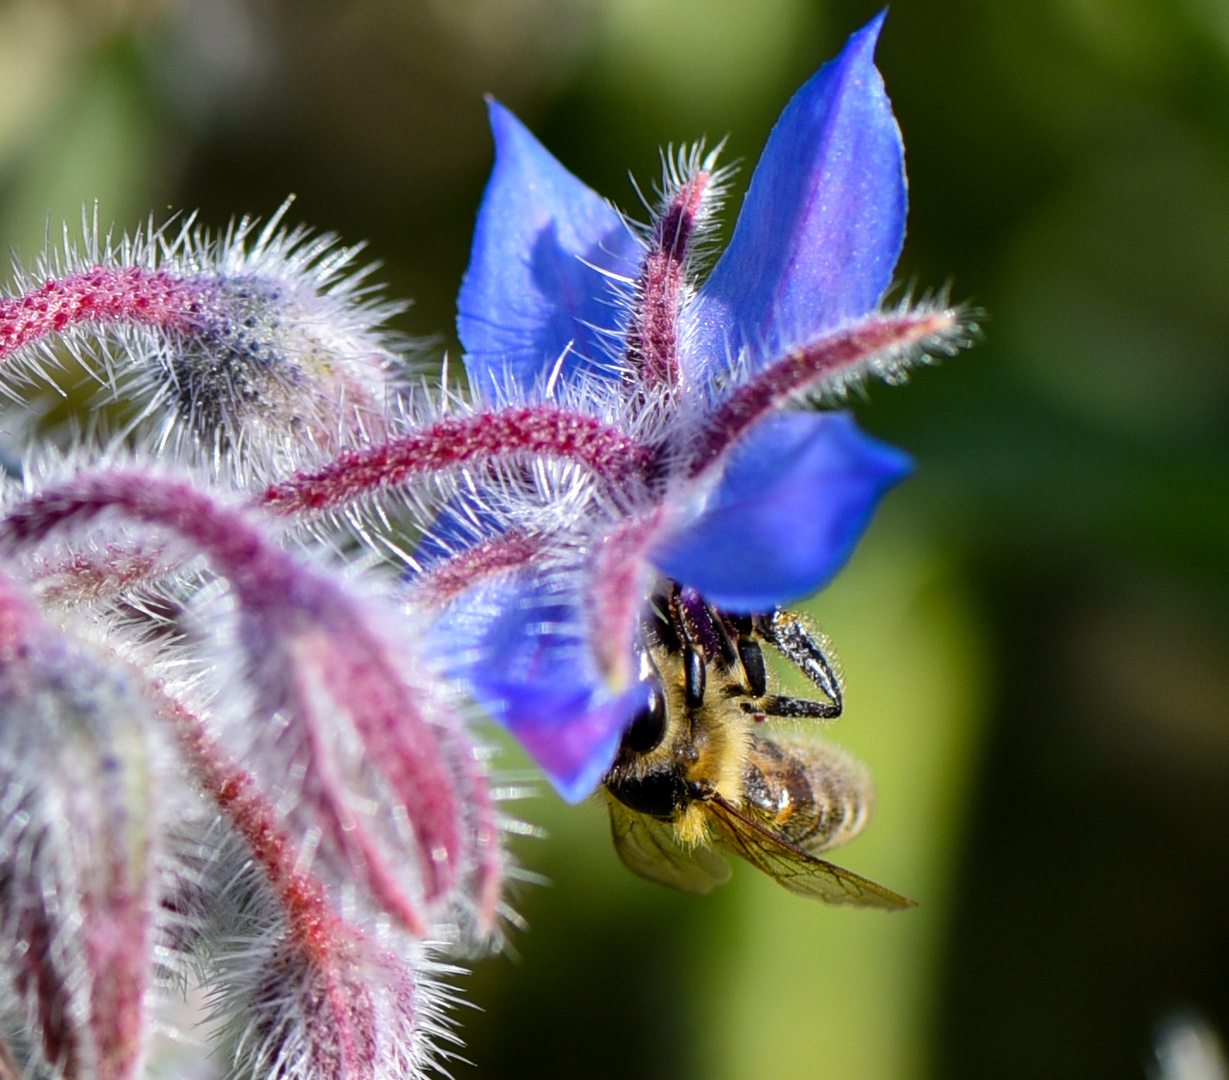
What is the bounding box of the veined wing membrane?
[606,800,732,895]
[707,793,914,909]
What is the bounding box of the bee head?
[604,657,692,818]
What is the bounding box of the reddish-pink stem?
[160,694,386,949]
[0,473,467,925]
[30,545,173,607]
[625,171,711,388]
[0,472,293,605]
[307,622,463,908]
[172,697,414,1076]
[0,267,202,358]
[262,406,651,515]
[284,665,436,936]
[691,310,955,476]
[0,576,153,1080]
[173,692,409,1077]
[587,510,664,688]
[409,531,543,611]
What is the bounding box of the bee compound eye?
[622,679,668,754]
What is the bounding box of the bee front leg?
[753,611,844,718]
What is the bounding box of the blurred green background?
[2,0,1227,1077]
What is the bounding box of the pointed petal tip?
[484,97,551,175]
[459,92,641,397]
[508,682,648,804]
[485,96,523,142]
[682,11,906,383]
[544,749,617,805]
[836,11,888,83]
[858,8,888,46]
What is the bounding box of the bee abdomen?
[795,750,875,852]
[742,736,874,852]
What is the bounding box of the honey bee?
[602,582,913,908]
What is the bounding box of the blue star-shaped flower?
[427,13,964,801]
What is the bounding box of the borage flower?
[0,10,971,1070]
[416,13,971,800]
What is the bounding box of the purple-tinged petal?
[429,573,647,802]
[458,100,643,399]
[484,680,648,804]
[682,13,906,381]
[652,411,911,612]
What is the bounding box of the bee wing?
[606,800,732,895]
[707,793,915,910]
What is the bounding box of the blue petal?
[427,572,644,802]
[485,681,647,803]
[457,100,643,401]
[651,411,911,612]
[411,497,505,570]
[681,13,906,382]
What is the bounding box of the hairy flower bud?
[0,12,967,1070]
[215,889,448,1080]
[0,203,405,487]
[0,573,160,1080]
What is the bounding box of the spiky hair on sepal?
[0,200,415,491]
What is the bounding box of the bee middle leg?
[741,694,842,720]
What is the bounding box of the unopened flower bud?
[0,204,404,488]
[0,572,160,1080]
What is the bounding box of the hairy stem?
[263,407,651,515]
[691,309,957,475]
[0,268,201,358]
[625,170,711,389]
